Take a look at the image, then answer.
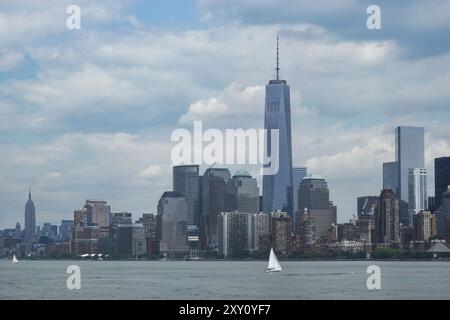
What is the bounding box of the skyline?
[1,1,450,228]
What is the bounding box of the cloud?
[179,82,264,125]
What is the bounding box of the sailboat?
[265,248,282,273]
[12,254,19,264]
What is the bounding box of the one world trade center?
[262,37,293,216]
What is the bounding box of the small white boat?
[265,248,282,273]
[12,254,19,264]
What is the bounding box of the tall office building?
[298,208,316,246]
[413,211,433,241]
[292,167,308,215]
[357,196,378,217]
[85,200,111,238]
[375,189,400,245]
[201,167,235,248]
[408,168,428,224]
[110,212,132,252]
[232,170,259,214]
[435,157,450,209]
[59,220,74,241]
[442,187,450,240]
[24,189,36,243]
[15,222,21,240]
[249,213,271,250]
[262,38,293,216]
[173,165,201,226]
[136,213,157,254]
[356,214,375,245]
[271,211,293,255]
[157,191,188,256]
[395,126,425,226]
[217,211,250,258]
[116,223,146,257]
[383,162,399,195]
[297,174,334,239]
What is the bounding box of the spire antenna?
[276,36,280,80]
[28,186,31,200]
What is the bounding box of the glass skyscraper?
[292,167,308,214]
[383,161,399,195]
[298,174,334,239]
[408,168,428,222]
[262,38,293,216]
[157,191,188,256]
[395,126,425,226]
[435,157,450,209]
[173,165,200,227]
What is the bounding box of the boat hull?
[265,268,282,273]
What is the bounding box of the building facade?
[173,165,201,227]
[232,170,259,214]
[116,223,146,257]
[217,211,250,258]
[408,168,428,225]
[395,126,425,226]
[157,191,189,257]
[375,189,400,245]
[24,189,36,243]
[292,167,308,215]
[297,174,334,240]
[435,157,450,209]
[262,38,293,216]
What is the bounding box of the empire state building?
[262,37,294,215]
[24,188,36,243]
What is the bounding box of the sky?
[1,0,450,228]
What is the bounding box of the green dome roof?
[302,174,324,180]
[233,170,252,178]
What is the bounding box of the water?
[1,260,449,299]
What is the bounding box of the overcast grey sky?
[1,0,450,228]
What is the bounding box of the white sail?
[266,248,282,272]
[12,254,18,264]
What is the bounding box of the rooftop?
[302,174,324,180]
[233,169,252,178]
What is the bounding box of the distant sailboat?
[12,254,19,264]
[265,248,282,273]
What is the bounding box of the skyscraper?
[85,199,111,238]
[250,213,271,250]
[15,222,21,240]
[442,187,450,240]
[157,191,188,256]
[173,165,201,227]
[395,126,425,226]
[232,170,259,214]
[201,167,235,248]
[292,167,308,215]
[408,168,428,224]
[434,157,450,209]
[413,211,433,241]
[24,189,36,243]
[383,161,399,195]
[59,220,74,242]
[217,211,250,258]
[375,189,400,245]
[271,211,293,255]
[297,174,334,239]
[262,37,293,216]
[117,223,146,258]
